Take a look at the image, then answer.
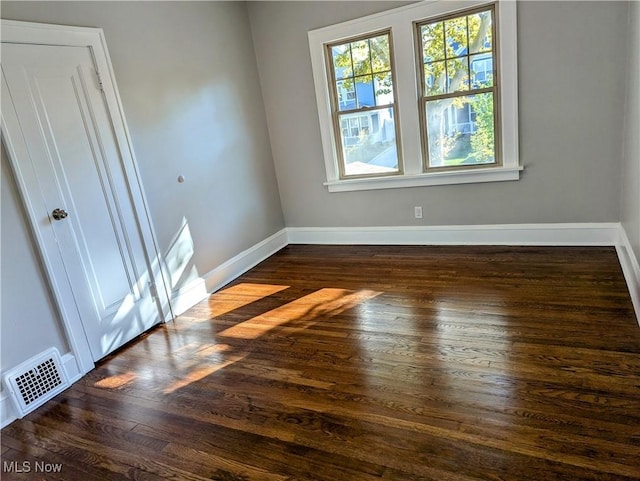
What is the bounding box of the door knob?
[51,208,68,220]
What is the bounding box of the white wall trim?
[170,278,209,317]
[204,228,289,293]
[286,223,621,246]
[66,223,635,320]
[287,222,638,326]
[170,229,289,316]
[61,352,82,384]
[1,393,18,429]
[616,226,640,324]
[324,167,523,192]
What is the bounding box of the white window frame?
[309,0,520,193]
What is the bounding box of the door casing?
[1,20,173,377]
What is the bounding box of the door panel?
[2,43,160,360]
[36,68,136,310]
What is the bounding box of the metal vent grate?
[4,348,69,418]
[15,358,62,406]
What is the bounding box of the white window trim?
[308,0,520,193]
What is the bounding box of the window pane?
[470,53,493,88]
[329,32,398,177]
[373,72,394,105]
[339,108,399,176]
[425,92,495,167]
[469,10,492,54]
[355,75,375,108]
[421,22,445,62]
[424,61,446,96]
[369,35,391,72]
[446,58,469,93]
[351,39,372,75]
[332,44,352,79]
[332,34,395,110]
[336,79,356,111]
[445,16,468,58]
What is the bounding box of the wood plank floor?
[2,245,640,481]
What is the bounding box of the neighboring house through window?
[308,0,520,192]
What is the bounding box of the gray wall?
[622,1,640,262]
[248,1,628,227]
[1,1,283,388]
[1,147,69,383]
[1,1,285,293]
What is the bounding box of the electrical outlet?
[414,206,423,219]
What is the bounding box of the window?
[327,32,402,177]
[418,6,498,170]
[309,0,519,192]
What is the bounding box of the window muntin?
[327,31,402,178]
[418,6,498,170]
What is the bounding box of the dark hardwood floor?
[2,245,640,481]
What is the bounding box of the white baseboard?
[146,222,640,325]
[616,226,640,325]
[170,228,289,316]
[204,228,289,293]
[61,352,82,384]
[286,223,621,246]
[287,222,637,327]
[1,392,18,429]
[170,277,208,317]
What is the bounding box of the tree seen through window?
[419,7,497,168]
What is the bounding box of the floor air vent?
[4,348,69,418]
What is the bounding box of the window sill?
[324,166,523,192]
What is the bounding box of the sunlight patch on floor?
[163,350,248,394]
[195,342,232,358]
[93,372,137,389]
[162,288,380,393]
[202,282,290,318]
[218,288,381,339]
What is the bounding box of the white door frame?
[1,20,173,376]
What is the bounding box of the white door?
[2,42,164,362]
